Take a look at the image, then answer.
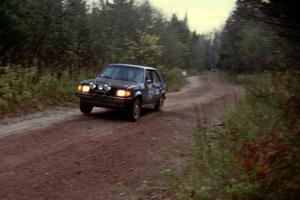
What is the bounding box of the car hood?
[81,77,141,90]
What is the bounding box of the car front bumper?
[75,92,135,109]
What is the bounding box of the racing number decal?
[155,88,161,95]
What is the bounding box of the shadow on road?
[81,107,157,122]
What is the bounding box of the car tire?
[154,96,165,111]
[80,101,93,115]
[128,98,142,121]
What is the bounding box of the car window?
[146,70,153,83]
[152,71,161,84]
[101,65,144,83]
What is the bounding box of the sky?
[87,0,237,33]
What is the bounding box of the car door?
[151,70,163,102]
[145,69,155,104]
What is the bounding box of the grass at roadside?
[0,66,100,118]
[159,72,300,200]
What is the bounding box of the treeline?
[218,0,299,73]
[0,0,219,70]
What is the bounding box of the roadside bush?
[162,72,300,200]
[157,66,186,92]
[0,66,100,117]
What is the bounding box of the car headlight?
[78,84,90,93]
[82,85,90,92]
[77,84,82,92]
[103,83,112,92]
[89,82,97,90]
[116,89,131,97]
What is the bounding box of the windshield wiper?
[101,75,114,79]
[117,78,138,82]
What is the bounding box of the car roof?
[109,63,157,71]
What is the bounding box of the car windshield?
[100,65,144,83]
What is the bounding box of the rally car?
[75,64,166,121]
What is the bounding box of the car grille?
[92,87,117,97]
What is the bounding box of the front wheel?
[154,96,165,111]
[127,98,142,121]
[80,101,93,115]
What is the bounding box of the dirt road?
[0,74,242,200]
